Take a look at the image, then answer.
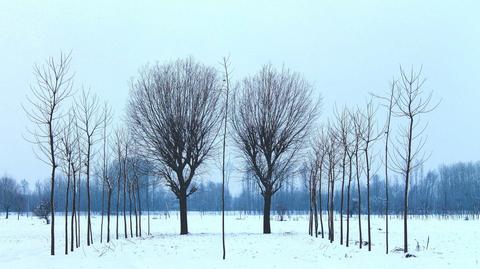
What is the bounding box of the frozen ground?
[0,212,478,269]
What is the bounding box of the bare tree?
[0,176,19,219]
[59,110,77,255]
[20,180,30,217]
[392,67,438,253]
[325,127,340,243]
[24,53,73,255]
[358,100,381,251]
[306,134,325,238]
[76,89,103,246]
[334,107,352,245]
[345,115,355,248]
[113,127,127,240]
[352,110,365,248]
[231,64,319,233]
[372,80,397,254]
[100,103,113,243]
[220,56,232,259]
[128,58,222,235]
[315,129,328,239]
[74,121,83,248]
[33,199,52,224]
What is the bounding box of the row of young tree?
[303,68,439,254]
[23,52,441,256]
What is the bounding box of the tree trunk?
[355,150,362,249]
[86,151,92,246]
[71,168,76,252]
[65,169,71,255]
[318,169,324,239]
[147,177,150,236]
[100,179,105,243]
[308,183,313,236]
[128,187,133,238]
[366,148,372,251]
[340,154,346,245]
[346,156,352,247]
[179,193,188,235]
[263,192,272,234]
[136,180,142,237]
[403,116,414,253]
[123,166,127,239]
[116,167,120,240]
[107,189,112,243]
[77,171,81,247]
[50,163,55,256]
[133,184,138,237]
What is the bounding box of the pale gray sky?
[1,0,479,188]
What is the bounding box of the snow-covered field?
[0,212,478,269]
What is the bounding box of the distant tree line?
[3,160,479,217]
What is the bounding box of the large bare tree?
[392,67,438,253]
[24,53,73,255]
[231,64,319,234]
[128,58,222,235]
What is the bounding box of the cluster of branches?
[304,67,437,254]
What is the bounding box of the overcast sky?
[1,0,479,190]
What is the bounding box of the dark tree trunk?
[107,189,112,242]
[128,187,133,238]
[100,180,105,243]
[346,156,353,247]
[50,162,55,256]
[404,116,414,253]
[313,182,318,238]
[179,193,188,235]
[340,154,346,245]
[133,184,138,237]
[123,166,127,239]
[263,192,272,234]
[308,184,313,236]
[318,168,324,239]
[355,150,362,249]
[65,170,71,255]
[86,148,92,246]
[116,167,120,240]
[71,168,76,252]
[147,178,150,236]
[77,171,81,247]
[136,180,142,237]
[366,148,372,251]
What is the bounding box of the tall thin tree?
[392,66,438,253]
[221,56,232,259]
[25,52,74,255]
[76,89,103,246]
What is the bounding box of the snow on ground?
[0,212,478,269]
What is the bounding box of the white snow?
[0,212,478,269]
